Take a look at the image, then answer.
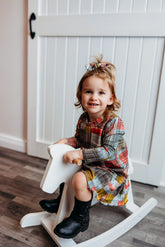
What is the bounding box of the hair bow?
[86,63,111,71]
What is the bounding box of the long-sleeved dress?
[72,112,130,206]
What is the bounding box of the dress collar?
[85,113,104,126]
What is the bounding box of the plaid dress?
[74,112,129,206]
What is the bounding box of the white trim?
[0,133,27,153]
[37,13,165,37]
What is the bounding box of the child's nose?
[91,93,97,100]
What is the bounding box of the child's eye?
[99,91,105,95]
[86,90,92,94]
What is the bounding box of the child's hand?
[54,137,76,148]
[63,149,84,164]
[55,138,67,145]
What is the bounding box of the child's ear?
[107,95,114,106]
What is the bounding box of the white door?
[27,0,165,186]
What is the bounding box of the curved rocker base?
[20,197,157,247]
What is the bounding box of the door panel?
[28,0,165,185]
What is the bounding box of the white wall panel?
[63,38,79,137]
[36,35,164,163]
[130,38,163,162]
[147,0,163,10]
[121,37,143,147]
[118,0,133,12]
[80,0,91,14]
[47,0,58,15]
[69,0,80,14]
[58,0,68,15]
[113,38,129,102]
[103,40,115,65]
[38,0,165,15]
[141,38,163,163]
[93,0,105,13]
[104,0,119,12]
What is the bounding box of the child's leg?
[54,172,92,238]
[72,171,92,201]
[39,183,64,213]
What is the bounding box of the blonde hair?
[75,55,121,118]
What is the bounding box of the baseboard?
[160,181,165,187]
[0,133,27,153]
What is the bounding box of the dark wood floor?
[0,146,164,247]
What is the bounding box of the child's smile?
[81,76,114,121]
[88,102,99,106]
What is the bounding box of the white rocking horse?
[20,144,157,247]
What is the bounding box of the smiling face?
[81,76,114,121]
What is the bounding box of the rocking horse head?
[40,144,80,194]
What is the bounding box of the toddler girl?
[40,55,129,239]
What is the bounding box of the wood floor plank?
[0,216,56,247]
[0,146,164,247]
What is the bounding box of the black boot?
[39,183,64,213]
[54,196,92,238]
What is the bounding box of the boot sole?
[54,225,88,239]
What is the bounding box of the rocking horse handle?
[73,159,82,166]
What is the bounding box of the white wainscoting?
[0,134,27,153]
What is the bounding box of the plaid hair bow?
[86,63,111,71]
